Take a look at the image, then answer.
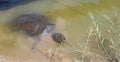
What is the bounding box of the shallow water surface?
[0,0,120,62]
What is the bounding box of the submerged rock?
[16,14,55,36]
[0,0,35,10]
[51,33,65,43]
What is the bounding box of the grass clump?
[67,9,120,62]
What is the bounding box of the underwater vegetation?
[0,0,35,10]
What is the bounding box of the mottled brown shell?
[16,14,53,36]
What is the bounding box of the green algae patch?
[45,0,120,20]
[0,22,17,51]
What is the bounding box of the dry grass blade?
[88,10,120,62]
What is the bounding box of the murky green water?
[0,0,120,61]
